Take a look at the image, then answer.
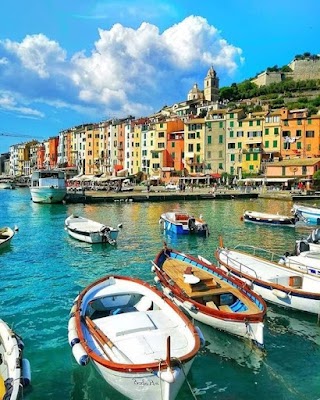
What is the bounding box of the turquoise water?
[1,188,320,400]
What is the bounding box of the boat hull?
[159,212,209,236]
[30,187,66,204]
[0,227,15,249]
[159,284,264,348]
[243,211,295,227]
[93,358,193,400]
[292,204,320,225]
[215,247,320,315]
[66,227,119,244]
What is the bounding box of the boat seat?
[135,296,153,311]
[206,301,218,310]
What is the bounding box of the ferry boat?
[30,170,67,204]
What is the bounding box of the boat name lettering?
[133,379,159,386]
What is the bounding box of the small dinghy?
[68,275,203,400]
[242,210,296,227]
[65,215,120,245]
[159,210,209,236]
[0,227,15,250]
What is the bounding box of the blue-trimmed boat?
[215,239,320,315]
[159,210,209,236]
[292,203,320,225]
[152,245,266,349]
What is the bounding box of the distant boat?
[152,246,266,348]
[0,177,15,190]
[242,210,296,227]
[68,274,203,400]
[215,239,320,315]
[0,227,15,250]
[159,210,209,236]
[292,203,320,225]
[65,215,120,245]
[30,170,66,204]
[0,319,31,400]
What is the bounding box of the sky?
[0,0,319,154]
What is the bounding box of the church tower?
[204,66,219,102]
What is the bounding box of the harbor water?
[1,188,320,400]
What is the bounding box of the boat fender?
[68,328,80,347]
[72,342,90,366]
[153,276,160,284]
[69,303,77,317]
[157,367,180,383]
[16,335,25,351]
[278,256,286,265]
[163,287,173,297]
[151,265,156,273]
[272,289,288,299]
[183,301,197,312]
[68,316,76,332]
[195,326,206,348]
[21,358,31,386]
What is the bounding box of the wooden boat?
[152,246,266,349]
[159,210,209,236]
[65,215,120,245]
[292,203,320,225]
[215,239,320,315]
[0,319,31,400]
[0,227,15,249]
[30,169,66,204]
[68,275,203,400]
[242,210,296,227]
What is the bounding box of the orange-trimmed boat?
[68,275,204,400]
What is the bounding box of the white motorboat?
[65,215,120,244]
[159,210,209,236]
[215,239,320,315]
[0,319,31,400]
[152,246,266,349]
[242,210,296,227]
[68,275,203,400]
[0,227,15,250]
[30,170,66,204]
[0,177,15,190]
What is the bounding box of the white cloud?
[0,16,243,121]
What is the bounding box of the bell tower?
[204,66,219,102]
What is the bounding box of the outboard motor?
[311,228,320,243]
[295,240,310,255]
[188,217,196,232]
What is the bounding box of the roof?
[272,158,320,167]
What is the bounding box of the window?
[257,120,261,126]
[230,154,235,161]
[265,128,269,135]
[158,143,165,149]
[249,121,253,127]
[297,142,301,149]
[237,131,244,137]
[219,135,223,144]
[237,142,242,149]
[228,143,236,149]
[171,152,175,159]
[253,153,258,161]
[238,121,242,127]
[160,123,163,128]
[229,113,234,118]
[208,136,212,144]
[196,143,201,152]
[206,122,212,128]
[219,150,223,158]
[171,142,175,148]
[296,130,302,136]
[265,141,269,148]
[229,131,234,138]
[297,119,302,125]
[188,133,196,139]
[274,127,279,135]
[196,131,200,138]
[219,162,223,169]
[308,119,312,125]
[249,165,254,170]
[188,144,194,152]
[284,120,288,126]
[246,154,250,161]
[306,131,314,137]
[158,132,164,138]
[307,144,311,151]
[230,121,234,128]
[219,121,223,128]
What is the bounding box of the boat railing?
[233,244,282,263]
[220,249,259,281]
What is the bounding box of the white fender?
[68,316,76,332]
[154,276,160,284]
[68,327,80,347]
[163,287,173,297]
[272,289,288,299]
[72,342,89,366]
[157,367,180,383]
[183,301,197,312]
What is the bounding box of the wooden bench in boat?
[162,258,261,314]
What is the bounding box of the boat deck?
[162,258,261,314]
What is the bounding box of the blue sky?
[0,0,319,153]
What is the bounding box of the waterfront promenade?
[64,185,319,204]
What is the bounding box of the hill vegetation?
[219,52,320,114]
